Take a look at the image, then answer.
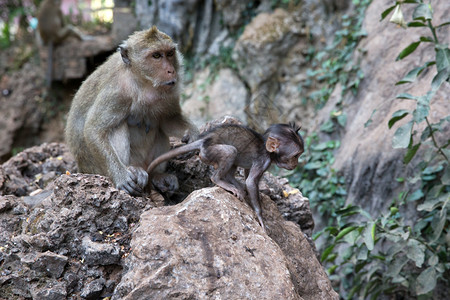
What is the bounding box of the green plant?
[298,0,370,108]
[312,1,449,299]
[287,133,347,220]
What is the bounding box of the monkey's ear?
[266,136,280,153]
[118,43,131,66]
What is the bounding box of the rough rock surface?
[318,0,450,212]
[0,63,44,162]
[0,141,332,299]
[182,69,249,127]
[233,8,304,130]
[39,35,115,82]
[135,0,222,54]
[113,188,336,300]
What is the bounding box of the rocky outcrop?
[232,8,305,130]
[39,35,115,82]
[0,64,45,162]
[182,69,249,127]
[319,0,450,212]
[0,142,334,299]
[114,187,336,300]
[135,0,221,54]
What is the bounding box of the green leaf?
[386,255,408,277]
[335,226,358,240]
[441,165,450,185]
[363,221,376,251]
[436,21,450,28]
[407,21,426,27]
[430,206,447,242]
[321,244,335,262]
[320,120,335,133]
[388,110,409,128]
[407,189,424,201]
[423,163,444,175]
[406,239,425,267]
[416,267,437,295]
[304,161,323,170]
[396,93,418,100]
[337,113,347,127]
[431,66,450,93]
[428,254,439,266]
[403,143,421,164]
[436,45,450,71]
[412,3,433,21]
[380,5,396,21]
[413,95,430,123]
[364,109,377,128]
[419,36,434,43]
[417,196,444,212]
[396,41,421,61]
[396,66,426,85]
[392,121,413,149]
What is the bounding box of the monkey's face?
[123,27,181,90]
[275,149,303,170]
[143,47,179,88]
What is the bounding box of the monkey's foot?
[257,214,266,233]
[225,187,246,201]
[151,173,179,193]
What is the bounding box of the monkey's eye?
[152,52,162,59]
[167,50,175,57]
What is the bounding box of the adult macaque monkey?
[65,26,199,196]
[37,0,83,88]
[147,123,304,231]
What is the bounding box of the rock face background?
[0,142,337,299]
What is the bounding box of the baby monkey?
[147,123,304,231]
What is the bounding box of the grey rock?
[30,281,67,300]
[183,69,249,127]
[80,278,106,300]
[29,251,68,278]
[82,236,121,266]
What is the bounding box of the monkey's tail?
[146,139,203,174]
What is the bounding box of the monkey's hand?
[117,166,149,196]
[151,173,179,194]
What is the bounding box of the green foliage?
[288,133,347,219]
[298,0,370,108]
[309,1,450,299]
[0,6,28,49]
[184,45,238,87]
[203,46,238,81]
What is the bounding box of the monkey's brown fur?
[147,123,304,231]
[65,26,198,196]
[37,0,83,88]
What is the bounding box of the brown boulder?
[113,187,337,300]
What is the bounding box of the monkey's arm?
[147,139,203,174]
[245,161,271,232]
[84,92,147,195]
[160,113,199,143]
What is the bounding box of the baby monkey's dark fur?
[147,123,304,231]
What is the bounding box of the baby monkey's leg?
[200,144,245,200]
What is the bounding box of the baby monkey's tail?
[146,139,203,174]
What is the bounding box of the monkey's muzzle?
[163,80,176,86]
